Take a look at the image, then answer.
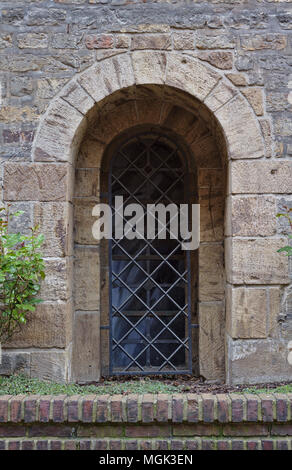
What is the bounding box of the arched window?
[109,131,194,375]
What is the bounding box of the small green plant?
[276,204,292,257]
[0,206,45,343]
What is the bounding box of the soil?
[84,375,292,394]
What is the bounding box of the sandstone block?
[61,80,95,116]
[17,33,48,49]
[4,163,70,202]
[198,51,233,70]
[226,286,267,339]
[166,54,220,102]
[74,246,100,310]
[33,202,73,257]
[226,238,290,285]
[30,350,68,383]
[199,244,224,301]
[231,161,292,194]
[73,198,99,245]
[40,258,72,301]
[240,34,287,51]
[241,88,264,116]
[72,311,100,383]
[131,34,171,50]
[199,302,225,381]
[204,80,237,112]
[215,95,265,160]
[4,302,72,349]
[226,196,276,237]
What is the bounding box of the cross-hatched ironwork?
[109,132,192,374]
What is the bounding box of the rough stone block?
[199,244,224,301]
[215,95,265,160]
[166,54,220,102]
[4,163,71,202]
[226,238,290,285]
[74,246,100,310]
[33,202,73,257]
[226,286,267,339]
[231,161,292,194]
[199,302,225,381]
[226,196,277,237]
[4,302,72,349]
[72,311,100,383]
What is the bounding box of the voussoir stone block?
[166,54,220,102]
[231,161,292,194]
[131,51,166,85]
[78,54,135,103]
[226,286,268,339]
[61,80,95,116]
[33,98,86,163]
[204,80,237,112]
[4,163,70,202]
[226,238,290,285]
[215,95,265,159]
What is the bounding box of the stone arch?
[30,51,267,383]
[32,51,265,165]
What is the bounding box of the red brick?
[202,439,215,450]
[245,394,259,422]
[80,440,91,450]
[64,440,77,450]
[230,395,245,422]
[232,440,244,450]
[109,440,122,450]
[202,394,216,423]
[261,440,274,450]
[142,394,154,423]
[24,396,38,423]
[171,440,184,450]
[67,396,80,423]
[186,439,200,450]
[187,394,199,423]
[156,395,169,422]
[217,440,231,450]
[217,395,230,423]
[155,440,169,450]
[261,396,275,422]
[82,396,95,423]
[93,439,108,450]
[8,440,20,450]
[223,424,268,437]
[125,424,171,438]
[52,396,66,422]
[29,424,73,438]
[275,394,288,422]
[96,395,109,423]
[39,397,52,423]
[271,424,292,436]
[50,440,62,450]
[172,395,184,423]
[0,396,10,422]
[139,440,152,450]
[36,440,48,450]
[127,395,139,423]
[22,441,35,450]
[0,441,5,450]
[10,396,25,423]
[126,440,138,450]
[110,396,123,422]
[0,424,26,437]
[247,440,260,450]
[277,440,289,450]
[173,423,220,437]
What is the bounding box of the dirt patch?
[83,375,292,394]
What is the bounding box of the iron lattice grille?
[109,132,192,374]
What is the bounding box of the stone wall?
[0,393,291,450]
[0,0,291,384]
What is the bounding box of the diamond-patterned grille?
[109,132,192,374]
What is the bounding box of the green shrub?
[0,205,45,343]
